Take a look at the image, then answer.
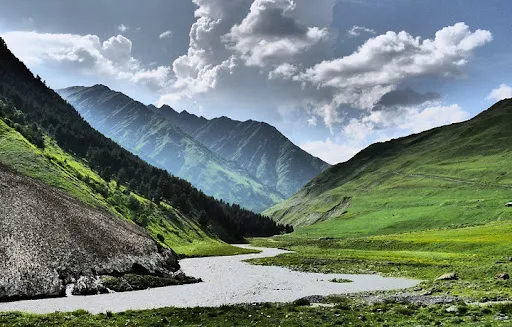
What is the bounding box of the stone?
[446,305,459,313]
[495,273,510,280]
[436,273,458,281]
[72,276,108,296]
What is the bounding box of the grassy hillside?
[58,85,286,213]
[0,106,251,258]
[251,99,512,308]
[265,98,512,233]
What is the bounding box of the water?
[0,245,419,314]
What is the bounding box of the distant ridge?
[149,103,329,198]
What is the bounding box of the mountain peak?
[90,84,112,92]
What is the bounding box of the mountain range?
[58,86,328,212]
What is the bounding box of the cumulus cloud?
[117,24,129,32]
[301,138,361,164]
[268,63,298,79]
[486,84,512,102]
[1,31,170,90]
[375,88,441,109]
[224,0,329,67]
[302,103,469,164]
[348,25,376,37]
[296,22,491,128]
[160,0,335,105]
[300,23,492,90]
[159,30,174,39]
[342,104,469,141]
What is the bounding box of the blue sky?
[1,0,510,164]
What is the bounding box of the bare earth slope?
[0,164,179,301]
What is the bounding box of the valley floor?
[4,219,511,326]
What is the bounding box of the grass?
[0,117,252,258]
[2,299,512,326]
[249,220,512,301]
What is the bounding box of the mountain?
[149,105,329,198]
[265,99,512,234]
[0,36,287,259]
[58,85,285,212]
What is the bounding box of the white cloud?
[398,104,469,133]
[269,63,298,79]
[486,84,512,102]
[342,104,469,140]
[297,22,491,127]
[160,0,335,105]
[117,24,129,32]
[159,30,174,39]
[300,23,492,90]
[305,103,469,164]
[348,25,376,37]
[224,0,329,67]
[1,31,170,90]
[301,138,361,164]
[307,115,317,126]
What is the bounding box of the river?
[0,245,418,314]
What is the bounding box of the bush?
[293,298,311,306]
[156,234,165,243]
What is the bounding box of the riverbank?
[1,295,511,326]
[0,245,417,314]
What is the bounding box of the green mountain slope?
[58,85,285,212]
[0,37,287,256]
[265,99,512,235]
[150,105,329,198]
[0,101,250,257]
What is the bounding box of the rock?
[446,305,459,313]
[0,166,181,301]
[72,276,108,296]
[436,273,458,281]
[495,273,510,280]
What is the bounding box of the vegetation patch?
[2,299,512,326]
[100,274,201,293]
[329,278,353,283]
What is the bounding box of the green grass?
[0,117,251,257]
[249,220,512,301]
[2,299,512,326]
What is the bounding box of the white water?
[0,245,418,314]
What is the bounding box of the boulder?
[72,276,109,296]
[446,305,459,313]
[436,273,458,281]
[495,273,510,280]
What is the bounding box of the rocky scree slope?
[0,164,180,301]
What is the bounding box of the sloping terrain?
[265,99,512,232]
[0,163,180,301]
[0,37,286,257]
[150,105,329,198]
[58,85,285,212]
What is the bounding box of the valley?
[0,3,512,324]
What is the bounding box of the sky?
[1,0,511,164]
